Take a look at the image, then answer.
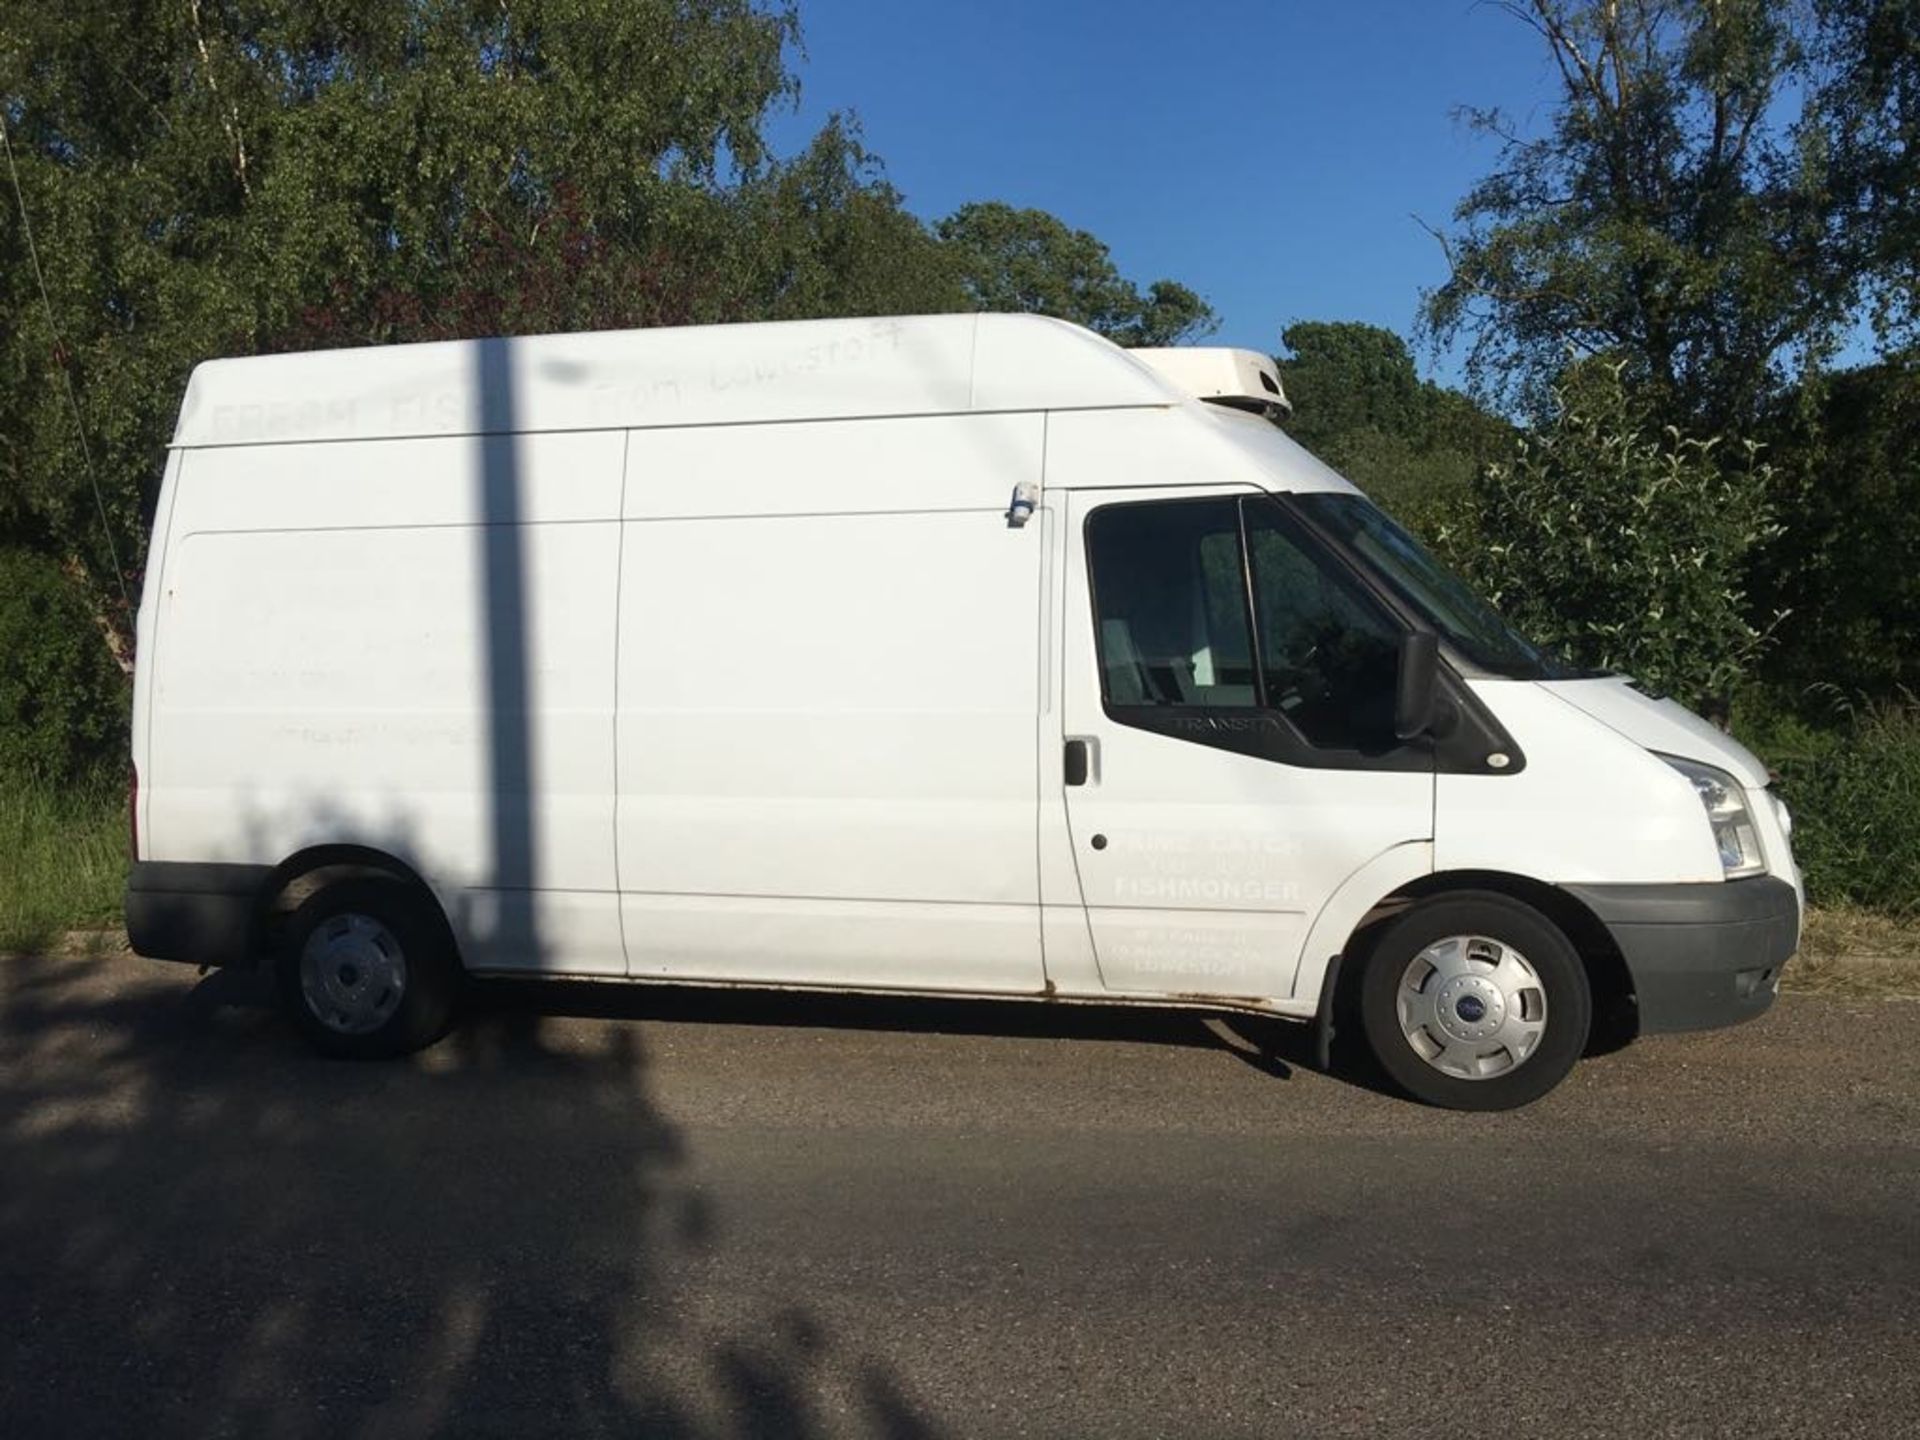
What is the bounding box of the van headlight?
[1660,755,1766,878]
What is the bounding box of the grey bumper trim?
[125,861,273,968]
[1564,876,1800,1034]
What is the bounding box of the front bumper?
[1564,876,1800,1034]
[125,861,272,968]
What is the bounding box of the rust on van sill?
[1166,991,1280,1011]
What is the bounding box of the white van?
[126,314,1801,1108]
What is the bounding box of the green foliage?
[1742,701,1920,916]
[0,3,1217,661]
[935,201,1217,346]
[1808,0,1920,347]
[1276,321,1512,532]
[0,771,125,952]
[1437,361,1777,714]
[269,114,968,348]
[0,0,804,634]
[1750,358,1920,709]
[735,119,968,323]
[1279,322,1427,443]
[1425,0,1920,428]
[0,548,128,785]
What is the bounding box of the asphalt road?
[1,951,1916,1439]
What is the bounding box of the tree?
[1277,322,1427,446]
[725,118,968,324]
[0,1,972,654]
[1438,359,1778,716]
[1424,0,1920,429]
[1276,321,1512,531]
[274,116,967,348]
[935,201,1217,346]
[1751,356,1920,707]
[0,548,127,784]
[1810,0,1920,346]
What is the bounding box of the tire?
[1357,892,1591,1111]
[275,876,459,1059]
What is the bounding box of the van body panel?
[1537,680,1802,899]
[147,432,627,975]
[1290,840,1437,1003]
[1194,404,1365,495]
[1746,779,1803,901]
[1539,676,1771,788]
[1043,404,1360,496]
[614,414,1047,992]
[1055,486,1435,1002]
[1038,904,1106,996]
[164,429,624,527]
[1435,680,1724,885]
[617,412,1035,519]
[1035,504,1095,984]
[170,314,1179,448]
[130,448,184,853]
[614,895,1042,992]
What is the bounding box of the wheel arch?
[253,844,462,969]
[1372,869,1637,1054]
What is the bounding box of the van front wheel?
[276,878,458,1059]
[1357,893,1590,1111]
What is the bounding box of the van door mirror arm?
[1393,631,1440,741]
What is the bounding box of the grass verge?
[1785,905,1920,999]
[0,773,126,953]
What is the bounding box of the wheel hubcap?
[300,912,407,1036]
[1397,934,1548,1081]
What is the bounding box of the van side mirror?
[1394,631,1440,741]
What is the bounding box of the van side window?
[1084,498,1255,709]
[1085,496,1406,759]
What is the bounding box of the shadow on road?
[466,973,1315,1082]
[0,951,946,1437]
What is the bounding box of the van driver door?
[1058,486,1434,1002]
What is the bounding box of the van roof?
[171,313,1203,448]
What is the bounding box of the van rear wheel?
[1357,893,1590,1111]
[276,877,458,1059]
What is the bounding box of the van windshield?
[1290,493,1582,681]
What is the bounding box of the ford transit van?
[125,314,1801,1108]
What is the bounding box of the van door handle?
[1064,738,1093,786]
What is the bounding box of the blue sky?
[769,1,1564,378]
